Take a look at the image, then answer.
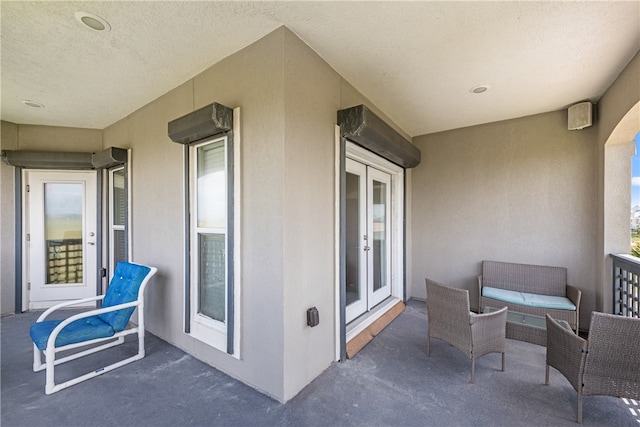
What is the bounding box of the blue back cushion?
[98,262,151,331]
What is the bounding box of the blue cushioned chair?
[30,262,157,394]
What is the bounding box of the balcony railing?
[47,238,83,284]
[611,254,640,318]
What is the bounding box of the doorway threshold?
[345,297,405,359]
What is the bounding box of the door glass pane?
[346,172,361,306]
[372,180,387,292]
[197,141,226,229]
[44,183,83,284]
[199,233,226,322]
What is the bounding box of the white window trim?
[187,108,241,358]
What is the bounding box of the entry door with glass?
[25,170,98,308]
[345,158,392,323]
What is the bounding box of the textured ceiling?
[1,1,639,137]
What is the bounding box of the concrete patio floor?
[2,299,637,426]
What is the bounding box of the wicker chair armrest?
[470,306,507,329]
[477,275,483,312]
[545,314,587,391]
[566,284,581,331]
[566,284,581,308]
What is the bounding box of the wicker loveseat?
[478,260,581,344]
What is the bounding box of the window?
[109,167,127,278]
[188,134,237,354]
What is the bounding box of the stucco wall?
[281,29,340,401]
[103,28,288,400]
[1,121,18,315]
[596,50,640,313]
[13,125,102,152]
[411,110,598,328]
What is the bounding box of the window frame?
[108,165,128,279]
[184,108,241,357]
[189,136,229,349]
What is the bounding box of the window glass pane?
[197,141,226,229]
[112,168,126,226]
[44,183,83,284]
[113,229,126,266]
[346,172,361,306]
[199,233,226,322]
[372,180,387,292]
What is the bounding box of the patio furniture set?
[426,260,640,424]
[24,259,640,424]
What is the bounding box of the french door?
[25,170,98,308]
[345,158,392,323]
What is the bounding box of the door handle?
[88,242,95,246]
[364,246,370,251]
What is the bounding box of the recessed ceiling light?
[75,11,111,32]
[470,85,490,94]
[21,100,44,108]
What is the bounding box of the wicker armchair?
[426,279,507,383]
[545,312,640,423]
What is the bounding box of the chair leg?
[33,343,43,372]
[501,352,505,372]
[545,364,550,385]
[45,346,55,395]
[470,358,475,384]
[577,388,583,424]
[426,335,431,356]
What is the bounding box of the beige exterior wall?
[1,121,18,314]
[103,29,288,400]
[282,29,340,399]
[14,125,102,152]
[596,51,640,313]
[411,111,598,328]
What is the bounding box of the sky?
[632,131,640,208]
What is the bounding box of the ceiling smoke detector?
[470,85,490,94]
[75,12,111,32]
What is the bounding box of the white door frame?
[23,169,98,309]
[345,159,394,323]
[338,141,405,352]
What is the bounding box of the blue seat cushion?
[98,262,151,332]
[482,286,576,310]
[30,316,115,351]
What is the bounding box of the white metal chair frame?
[32,265,157,394]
